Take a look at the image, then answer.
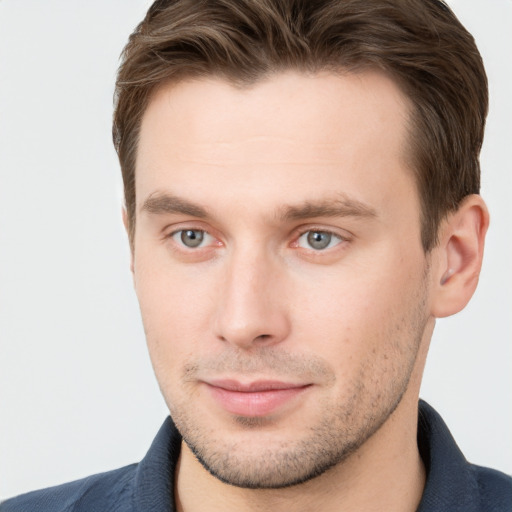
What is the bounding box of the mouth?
[203,379,312,417]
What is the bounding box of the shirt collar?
[416,400,480,511]
[133,416,181,512]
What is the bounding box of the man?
[1,0,511,510]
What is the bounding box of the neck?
[174,391,426,512]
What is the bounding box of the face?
[133,71,432,488]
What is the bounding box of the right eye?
[171,229,214,248]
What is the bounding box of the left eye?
[171,229,213,248]
[297,230,342,251]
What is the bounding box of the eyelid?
[164,220,212,236]
[291,225,352,242]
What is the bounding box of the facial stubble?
[167,302,428,490]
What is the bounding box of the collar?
[416,399,480,511]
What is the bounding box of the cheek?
[291,263,423,362]
[293,268,392,329]
[134,260,217,377]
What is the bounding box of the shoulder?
[471,464,512,512]
[417,401,512,512]
[0,417,180,512]
[0,463,138,512]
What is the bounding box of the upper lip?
[205,379,310,392]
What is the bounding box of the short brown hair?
[113,0,488,251]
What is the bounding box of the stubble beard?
[179,391,400,489]
[168,330,426,489]
[163,271,431,489]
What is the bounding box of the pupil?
[181,230,204,248]
[307,231,331,250]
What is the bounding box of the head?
[113,0,489,490]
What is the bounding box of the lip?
[204,379,311,417]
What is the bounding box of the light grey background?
[0,0,510,499]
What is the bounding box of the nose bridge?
[214,243,289,348]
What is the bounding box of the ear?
[122,207,135,274]
[430,195,489,318]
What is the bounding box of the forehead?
[135,71,415,216]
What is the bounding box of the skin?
[129,71,488,512]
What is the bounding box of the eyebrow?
[279,196,377,221]
[141,193,208,218]
[140,192,377,222]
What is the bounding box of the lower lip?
[205,384,310,417]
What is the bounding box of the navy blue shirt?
[2,401,511,511]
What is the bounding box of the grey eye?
[297,230,342,251]
[179,229,205,248]
[307,231,332,250]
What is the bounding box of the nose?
[213,248,290,350]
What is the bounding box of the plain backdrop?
[0,0,511,500]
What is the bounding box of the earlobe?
[122,207,135,274]
[431,195,489,318]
